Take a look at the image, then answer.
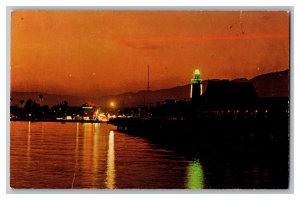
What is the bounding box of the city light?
[110,101,115,108]
[82,106,93,110]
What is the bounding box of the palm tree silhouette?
[39,94,44,106]
[19,99,25,108]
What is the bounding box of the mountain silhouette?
[11,69,289,107]
[250,69,289,97]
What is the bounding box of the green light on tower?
[190,68,203,98]
[193,69,200,79]
[191,69,201,84]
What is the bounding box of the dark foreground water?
[10,121,289,189]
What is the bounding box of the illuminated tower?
[190,69,203,102]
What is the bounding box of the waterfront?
[11,122,191,189]
[10,121,288,189]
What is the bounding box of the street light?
[110,101,115,108]
[108,101,117,118]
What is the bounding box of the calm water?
[10,121,288,189]
[10,121,201,189]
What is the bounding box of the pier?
[109,113,289,156]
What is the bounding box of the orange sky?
[11,10,289,97]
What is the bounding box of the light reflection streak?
[72,123,80,188]
[105,130,116,189]
[92,123,100,185]
[83,123,93,175]
[41,122,44,142]
[186,159,204,189]
[26,121,31,165]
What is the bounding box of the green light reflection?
[186,159,204,189]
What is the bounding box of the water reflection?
[186,159,204,189]
[26,121,31,166]
[10,122,289,189]
[11,122,200,189]
[105,130,115,189]
[72,123,80,188]
[93,123,100,185]
[83,123,93,178]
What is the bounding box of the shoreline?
[10,119,107,123]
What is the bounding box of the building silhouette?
[201,80,257,110]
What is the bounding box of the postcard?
[10,10,290,190]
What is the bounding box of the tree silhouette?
[51,101,69,118]
[19,99,25,108]
[39,94,44,106]
[24,99,33,113]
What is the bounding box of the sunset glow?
[11,10,289,97]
